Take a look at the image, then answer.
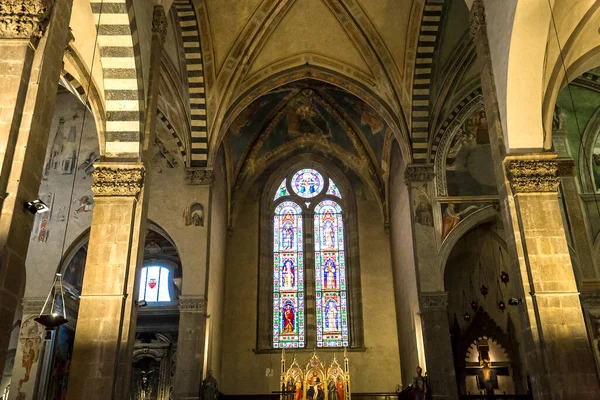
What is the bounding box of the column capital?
[420,292,448,311]
[580,292,600,308]
[185,168,214,185]
[152,5,167,44]
[178,295,206,313]
[21,297,47,315]
[404,164,434,184]
[505,156,560,193]
[91,162,145,197]
[469,0,485,40]
[0,0,54,39]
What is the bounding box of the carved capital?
[404,165,434,184]
[0,0,54,39]
[21,297,47,315]
[469,0,485,40]
[152,5,167,44]
[420,292,448,311]
[185,168,214,185]
[92,163,145,196]
[505,159,560,193]
[178,296,206,313]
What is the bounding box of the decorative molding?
[0,0,54,39]
[469,0,485,40]
[505,159,560,193]
[21,297,47,315]
[152,5,167,44]
[420,292,448,310]
[178,296,206,313]
[91,164,145,196]
[184,168,214,185]
[404,165,434,184]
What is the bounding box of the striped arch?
[429,87,482,163]
[90,0,144,159]
[60,72,88,106]
[157,110,188,166]
[411,0,445,163]
[172,0,208,167]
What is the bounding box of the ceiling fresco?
[225,81,390,181]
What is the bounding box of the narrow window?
[273,201,305,348]
[314,200,348,347]
[138,266,171,302]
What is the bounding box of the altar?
[279,350,351,400]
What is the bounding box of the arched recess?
[578,106,600,193]
[436,205,499,290]
[212,64,412,167]
[90,0,145,159]
[62,46,107,156]
[542,2,600,143]
[256,155,364,350]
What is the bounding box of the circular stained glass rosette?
[291,169,324,198]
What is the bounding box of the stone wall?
[220,179,401,394]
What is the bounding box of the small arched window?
[138,266,171,302]
[271,167,348,349]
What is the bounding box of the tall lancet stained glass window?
[273,201,305,348]
[314,200,348,347]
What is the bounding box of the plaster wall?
[388,144,420,388]
[25,89,98,298]
[220,182,401,394]
[147,149,209,295]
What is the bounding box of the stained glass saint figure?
[324,258,337,290]
[282,259,295,289]
[282,221,294,250]
[325,300,338,331]
[283,302,295,333]
[324,220,335,249]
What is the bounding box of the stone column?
[174,295,207,400]
[419,293,457,400]
[505,157,600,398]
[472,2,600,398]
[172,168,214,400]
[65,163,146,400]
[0,0,73,373]
[404,165,458,399]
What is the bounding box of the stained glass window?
[326,178,342,198]
[273,201,305,348]
[138,266,171,302]
[291,169,324,198]
[275,179,290,200]
[314,200,348,347]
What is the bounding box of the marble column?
[174,295,207,400]
[471,2,600,397]
[404,165,458,399]
[0,0,73,373]
[65,163,147,400]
